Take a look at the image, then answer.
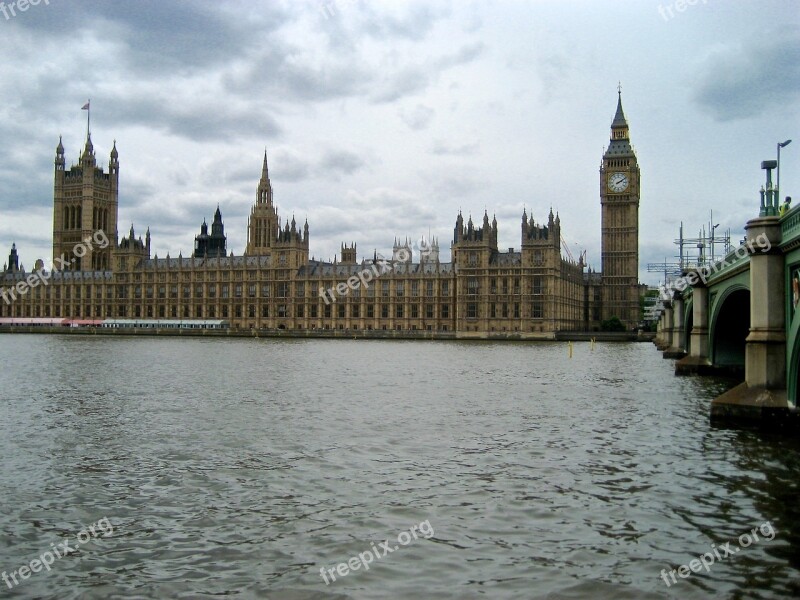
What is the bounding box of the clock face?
[608,172,629,193]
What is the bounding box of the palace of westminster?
[0,93,642,337]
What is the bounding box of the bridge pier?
[654,310,666,348]
[676,269,711,374]
[663,291,687,359]
[655,300,673,351]
[711,215,791,425]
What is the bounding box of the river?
[0,335,797,599]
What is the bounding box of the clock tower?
[600,89,640,328]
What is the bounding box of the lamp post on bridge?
[778,139,792,201]
[760,160,778,216]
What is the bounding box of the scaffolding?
[647,210,732,286]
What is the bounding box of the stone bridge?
[655,161,799,428]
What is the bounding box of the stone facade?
[1,95,641,336]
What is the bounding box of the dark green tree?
[600,315,625,331]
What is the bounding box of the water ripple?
[0,337,798,598]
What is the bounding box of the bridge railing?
[780,204,800,246]
[700,245,751,285]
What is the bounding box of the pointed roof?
[261,148,269,179]
[612,89,627,128]
[605,88,634,158]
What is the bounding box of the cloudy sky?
[0,0,797,284]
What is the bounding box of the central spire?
[257,149,273,206]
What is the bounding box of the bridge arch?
[709,285,750,369]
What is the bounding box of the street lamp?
[778,139,792,199]
[711,223,719,262]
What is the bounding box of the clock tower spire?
[600,88,640,328]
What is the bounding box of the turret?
[6,243,19,273]
[521,208,529,238]
[195,208,226,258]
[392,237,412,263]
[81,134,96,168]
[55,137,65,171]
[109,140,119,179]
[454,211,464,243]
[213,207,223,236]
[340,242,357,264]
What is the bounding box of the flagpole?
[86,99,90,139]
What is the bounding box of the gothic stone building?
[0,94,641,336]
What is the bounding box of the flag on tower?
[81,101,90,110]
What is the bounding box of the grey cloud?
[693,26,800,121]
[9,0,288,76]
[399,104,435,130]
[360,3,447,41]
[223,43,374,103]
[273,152,312,182]
[432,139,479,156]
[434,42,485,69]
[318,149,366,175]
[372,66,432,103]
[107,96,283,143]
[371,43,485,104]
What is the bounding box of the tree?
[600,315,625,332]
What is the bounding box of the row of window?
[464,252,547,266]
[17,281,454,300]
[467,277,545,295]
[467,302,544,319]
[4,301,553,321]
[2,303,453,320]
[118,265,452,283]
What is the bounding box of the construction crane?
[560,237,575,262]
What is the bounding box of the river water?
[0,335,797,599]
